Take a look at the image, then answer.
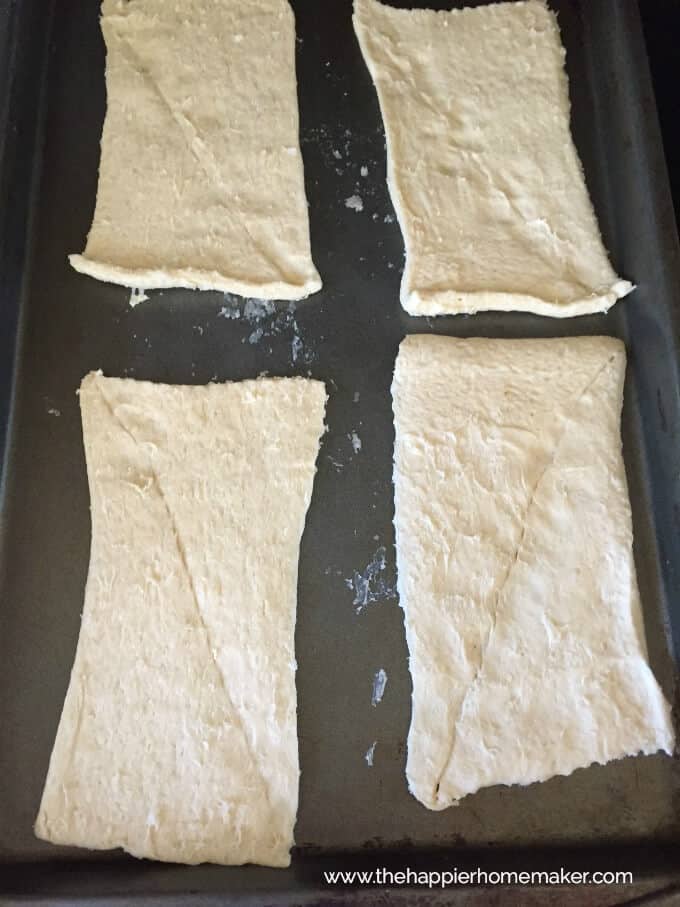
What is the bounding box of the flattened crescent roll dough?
[392,335,674,810]
[70,0,321,300]
[35,373,326,866]
[354,0,633,317]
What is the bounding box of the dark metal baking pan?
[1,0,680,903]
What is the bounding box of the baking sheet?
[1,0,680,901]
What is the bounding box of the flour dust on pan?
[371,668,388,707]
[348,430,362,454]
[128,287,149,308]
[365,742,377,767]
[216,294,315,365]
[346,546,397,614]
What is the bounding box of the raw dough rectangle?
[70,0,321,301]
[35,373,326,866]
[392,335,673,810]
[354,0,633,317]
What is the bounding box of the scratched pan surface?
[1,0,679,902]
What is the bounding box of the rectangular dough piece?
[35,373,326,866]
[354,0,633,317]
[392,335,674,810]
[70,0,321,301]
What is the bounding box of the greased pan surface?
[0,0,679,901]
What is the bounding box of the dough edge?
[401,279,635,317]
[69,254,323,301]
[408,737,675,813]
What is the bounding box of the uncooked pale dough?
[392,335,674,810]
[354,0,633,317]
[35,373,326,866]
[70,0,321,300]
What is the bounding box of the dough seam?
[430,351,618,803]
